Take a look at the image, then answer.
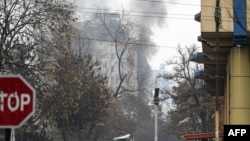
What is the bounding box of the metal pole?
[154,104,158,141]
[5,129,11,141]
[214,0,221,141]
[11,128,15,141]
[154,75,159,141]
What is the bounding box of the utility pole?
[214,0,221,141]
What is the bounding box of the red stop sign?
[0,75,35,128]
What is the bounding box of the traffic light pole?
[154,75,160,141]
[154,104,158,141]
[154,88,159,141]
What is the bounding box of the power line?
[136,0,247,10]
[74,1,248,14]
[137,0,202,7]
[74,0,248,21]
[77,7,193,17]
[75,6,245,22]
[78,11,196,20]
[71,36,192,49]
[75,10,235,22]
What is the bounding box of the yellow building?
[187,0,250,140]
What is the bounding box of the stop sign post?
[0,75,35,128]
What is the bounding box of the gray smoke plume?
[128,0,167,27]
[72,0,108,8]
[70,0,180,140]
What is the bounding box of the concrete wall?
[228,47,250,124]
[201,0,233,33]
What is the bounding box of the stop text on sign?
[0,91,31,112]
[0,75,35,128]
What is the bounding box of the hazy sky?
[148,0,201,70]
[72,0,201,70]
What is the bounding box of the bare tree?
[0,0,80,140]
[163,45,222,139]
[82,11,139,97]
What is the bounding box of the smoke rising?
[70,0,180,140]
[128,0,168,27]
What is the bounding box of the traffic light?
[154,88,160,105]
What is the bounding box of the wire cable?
[137,0,202,7]
[136,0,246,10]
[75,10,235,22]
[71,36,197,49]
[77,7,193,16]
[75,6,244,22]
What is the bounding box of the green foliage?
[0,0,152,140]
[42,47,114,140]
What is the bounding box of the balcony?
[194,70,206,79]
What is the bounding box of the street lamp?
[154,74,161,141]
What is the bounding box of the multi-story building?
[73,13,138,96]
[186,0,250,140]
